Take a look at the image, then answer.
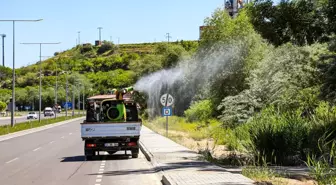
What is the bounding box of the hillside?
[0,40,198,108]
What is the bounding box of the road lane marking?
[61,136,65,139]
[95,184,101,185]
[99,169,104,171]
[69,133,72,135]
[102,160,106,162]
[33,147,41,151]
[97,175,103,178]
[6,157,18,164]
[49,141,55,144]
[98,171,103,174]
[96,179,102,182]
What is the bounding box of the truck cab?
[81,87,142,160]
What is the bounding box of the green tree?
[0,101,6,112]
[246,0,328,46]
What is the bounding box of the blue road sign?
[162,107,172,116]
[62,102,73,109]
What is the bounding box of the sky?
[0,0,230,68]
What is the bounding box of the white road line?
[98,171,103,174]
[95,184,101,185]
[33,147,41,151]
[69,133,72,135]
[99,169,104,171]
[97,175,103,178]
[6,157,18,164]
[102,160,106,162]
[49,141,55,144]
[61,136,65,139]
[96,179,102,182]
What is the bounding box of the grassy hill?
[0,40,198,108]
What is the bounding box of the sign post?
[160,94,174,136]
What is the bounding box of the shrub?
[97,42,115,55]
[0,101,6,112]
[80,44,94,54]
[184,100,213,122]
[245,106,309,165]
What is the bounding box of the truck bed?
[81,122,141,138]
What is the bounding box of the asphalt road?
[0,112,83,126]
[0,119,161,185]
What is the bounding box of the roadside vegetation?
[0,0,335,184]
[0,115,83,136]
[146,0,336,184]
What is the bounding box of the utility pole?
[0,34,5,66]
[21,42,60,123]
[65,70,68,117]
[72,85,75,116]
[97,27,103,42]
[166,33,171,43]
[78,31,81,45]
[0,19,42,127]
[82,84,85,116]
[77,84,80,115]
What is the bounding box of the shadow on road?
[60,154,131,162]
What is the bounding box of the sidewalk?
[140,126,254,185]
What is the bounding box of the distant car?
[44,107,55,117]
[27,112,38,119]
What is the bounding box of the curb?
[0,117,84,142]
[139,140,176,185]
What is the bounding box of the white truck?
[80,87,142,160]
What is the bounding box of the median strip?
[0,115,83,136]
[0,116,84,142]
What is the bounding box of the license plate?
[105,143,118,147]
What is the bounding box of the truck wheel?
[131,149,139,158]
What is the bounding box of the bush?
[0,101,6,112]
[245,106,309,165]
[184,100,213,122]
[97,42,115,55]
[80,44,94,54]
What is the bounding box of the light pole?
[20,42,61,123]
[0,19,42,127]
[0,34,5,66]
[97,27,103,42]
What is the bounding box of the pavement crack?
[67,162,85,180]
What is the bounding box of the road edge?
[139,140,176,185]
[0,117,85,142]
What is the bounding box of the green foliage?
[80,43,94,54]
[184,100,213,122]
[246,0,329,46]
[245,106,309,165]
[97,42,115,55]
[218,43,329,126]
[129,54,163,77]
[0,101,7,111]
[200,8,255,45]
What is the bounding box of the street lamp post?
[0,34,5,66]
[0,19,42,127]
[78,31,80,45]
[97,27,103,42]
[20,42,61,123]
